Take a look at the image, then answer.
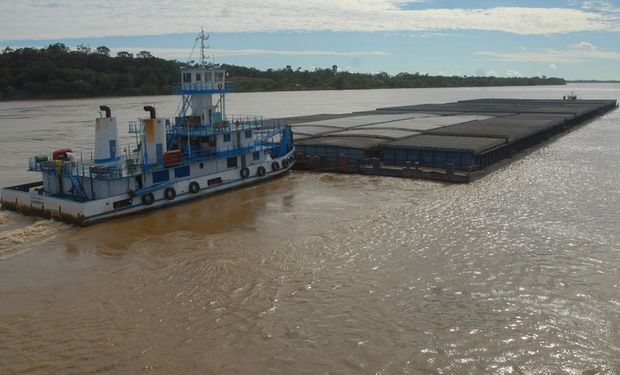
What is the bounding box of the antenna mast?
[196,27,209,68]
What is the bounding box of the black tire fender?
[142,193,154,205]
[282,159,290,169]
[240,167,250,178]
[271,161,280,171]
[164,187,176,200]
[257,166,266,177]
[189,181,200,194]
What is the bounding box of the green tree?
[76,44,91,54]
[117,51,133,58]
[95,46,110,56]
[137,50,153,59]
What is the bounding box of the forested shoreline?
[0,44,566,101]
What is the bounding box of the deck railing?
[29,153,144,181]
[174,82,233,93]
[28,117,288,180]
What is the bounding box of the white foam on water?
[0,211,8,226]
[0,219,68,260]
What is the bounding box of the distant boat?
[563,91,578,100]
[0,31,295,225]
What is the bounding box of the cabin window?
[183,72,192,82]
[223,133,231,142]
[245,129,252,138]
[215,72,224,81]
[227,157,237,168]
[253,151,260,161]
[196,73,202,81]
[175,166,190,178]
[152,170,170,183]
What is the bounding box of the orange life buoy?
[52,148,72,161]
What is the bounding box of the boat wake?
[0,210,9,226]
[0,215,68,260]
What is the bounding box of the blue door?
[156,143,163,162]
[109,140,117,160]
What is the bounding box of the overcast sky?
[1,0,620,79]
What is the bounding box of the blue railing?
[173,82,233,94]
[29,156,143,181]
[142,144,273,172]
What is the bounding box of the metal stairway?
[69,175,88,201]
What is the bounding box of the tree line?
[0,44,177,100]
[0,44,566,101]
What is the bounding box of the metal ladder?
[69,175,88,201]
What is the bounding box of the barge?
[290,98,617,181]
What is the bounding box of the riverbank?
[0,45,566,101]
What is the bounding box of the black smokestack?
[143,106,156,119]
[99,105,111,118]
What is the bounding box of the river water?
[1,84,619,374]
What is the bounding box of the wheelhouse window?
[227,157,237,168]
[223,133,231,142]
[253,151,260,160]
[183,72,192,82]
[196,73,202,81]
[245,129,252,138]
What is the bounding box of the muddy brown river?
[1,84,619,373]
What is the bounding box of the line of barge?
[288,98,618,182]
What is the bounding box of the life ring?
[217,83,223,89]
[235,120,240,127]
[164,187,176,200]
[272,161,280,171]
[257,166,266,177]
[282,159,290,169]
[52,148,73,161]
[189,181,200,194]
[142,193,155,205]
[240,167,250,178]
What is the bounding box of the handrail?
[174,82,233,93]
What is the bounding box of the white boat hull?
[1,151,295,226]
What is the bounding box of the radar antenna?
[196,27,210,68]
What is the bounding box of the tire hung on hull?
[189,181,200,194]
[164,187,176,200]
[240,167,250,178]
[272,161,280,171]
[142,193,155,205]
[257,166,266,177]
[282,159,290,169]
